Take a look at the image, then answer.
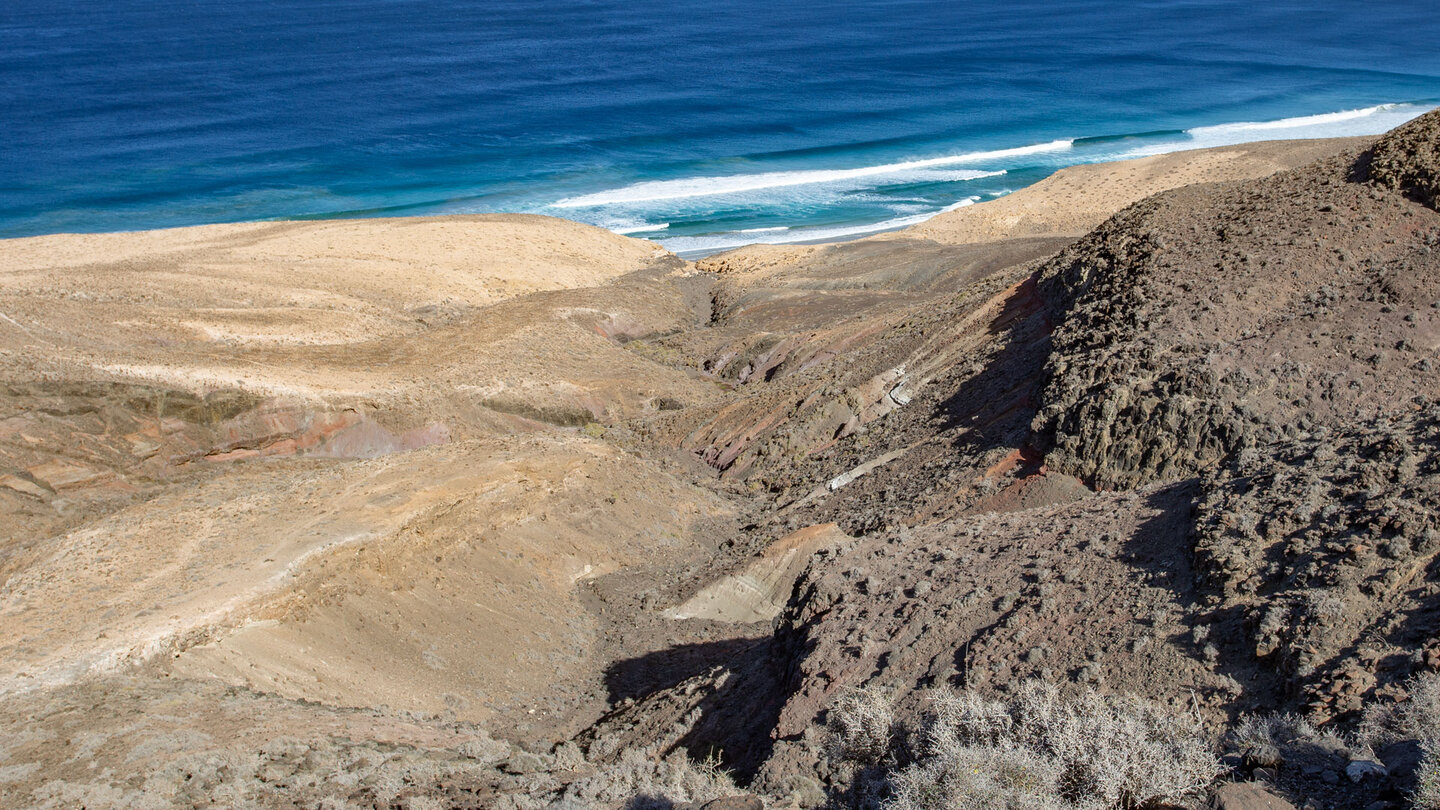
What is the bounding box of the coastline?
[4,101,1432,253]
[674,134,1376,259]
[594,102,1435,256]
[0,134,1380,268]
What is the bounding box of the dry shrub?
[1359,672,1440,749]
[1230,712,1318,751]
[1226,710,1361,791]
[1416,739,1440,810]
[885,682,1221,810]
[828,686,898,768]
[890,743,1066,810]
[1357,673,1440,810]
[555,748,739,809]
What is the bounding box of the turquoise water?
[1,0,1437,254]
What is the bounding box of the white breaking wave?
[559,100,1431,257]
[658,196,980,256]
[938,196,982,213]
[605,220,669,234]
[1189,103,1408,135]
[548,143,1070,208]
[946,139,1076,162]
[1113,103,1434,160]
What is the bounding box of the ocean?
[2,0,1437,255]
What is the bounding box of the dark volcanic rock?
[1366,108,1440,210]
[1031,143,1440,489]
[751,482,1242,793]
[1193,405,1440,722]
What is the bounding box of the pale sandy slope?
[0,213,672,406]
[0,213,715,420]
[0,432,732,731]
[0,213,735,737]
[0,213,666,346]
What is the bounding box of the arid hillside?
[0,118,1437,810]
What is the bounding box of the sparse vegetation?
[556,748,739,810]
[1416,739,1440,810]
[828,682,1222,810]
[1359,673,1440,810]
[1230,712,1332,754]
[1360,672,1440,749]
[828,686,898,768]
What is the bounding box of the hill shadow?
[1117,480,1294,718]
[934,272,1057,459]
[597,636,785,785]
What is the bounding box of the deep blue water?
[1,0,1437,254]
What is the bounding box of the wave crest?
[549,145,1061,208]
[657,196,980,256]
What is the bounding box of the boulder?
[1380,739,1424,781]
[678,797,766,810]
[1346,759,1387,783]
[1243,743,1285,771]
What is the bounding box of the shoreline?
[2,100,1432,253]
[0,135,1382,266]
[665,132,1390,258]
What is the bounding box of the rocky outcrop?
[666,523,849,623]
[743,483,1232,796]
[1193,405,1440,722]
[1365,108,1440,209]
[1032,139,1440,489]
[597,122,1440,808]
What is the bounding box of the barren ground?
[1,125,1437,809]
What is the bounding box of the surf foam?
[1113,103,1435,160]
[550,148,1043,208]
[567,100,1434,257]
[606,220,669,234]
[659,196,979,256]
